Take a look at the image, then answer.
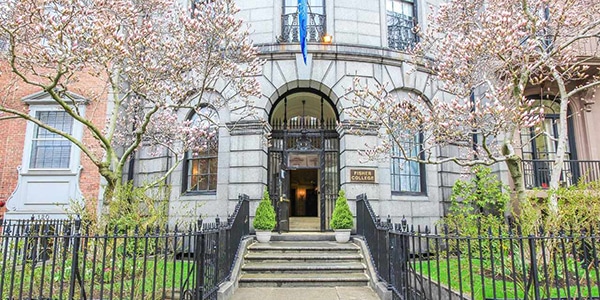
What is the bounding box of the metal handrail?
[522,159,600,188]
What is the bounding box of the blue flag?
[298,0,308,64]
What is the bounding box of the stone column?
[226,120,270,223]
[338,120,380,217]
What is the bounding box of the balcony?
[572,36,600,59]
[387,12,417,51]
[280,12,326,43]
[523,159,600,189]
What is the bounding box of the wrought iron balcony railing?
[387,12,417,51]
[522,159,600,189]
[280,12,326,43]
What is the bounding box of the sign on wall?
[350,169,375,182]
[288,153,320,168]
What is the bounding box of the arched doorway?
[268,89,339,231]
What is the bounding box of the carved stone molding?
[583,98,595,112]
[227,120,271,136]
[337,120,380,136]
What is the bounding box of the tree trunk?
[548,72,570,215]
[99,165,121,205]
[505,154,527,216]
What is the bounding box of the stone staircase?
[238,234,370,287]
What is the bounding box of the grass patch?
[1,257,195,299]
[414,257,600,299]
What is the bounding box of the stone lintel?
[338,120,379,136]
[227,120,271,136]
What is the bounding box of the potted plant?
[330,190,353,243]
[253,189,276,243]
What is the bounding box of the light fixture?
[322,34,333,44]
[297,188,306,198]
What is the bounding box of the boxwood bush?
[253,189,276,231]
[330,190,353,230]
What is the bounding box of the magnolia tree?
[349,0,600,213]
[0,0,262,203]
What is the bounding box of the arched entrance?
[268,89,340,231]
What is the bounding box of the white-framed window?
[29,111,74,169]
[183,106,219,194]
[391,132,425,194]
[21,91,86,173]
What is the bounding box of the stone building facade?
[160,0,450,230]
[2,0,599,231]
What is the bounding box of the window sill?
[391,192,428,200]
[21,169,78,176]
[179,191,217,201]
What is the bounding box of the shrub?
[330,190,353,230]
[441,166,509,236]
[518,180,600,234]
[68,180,170,234]
[253,189,276,231]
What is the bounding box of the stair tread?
[270,233,336,241]
[245,253,362,259]
[249,241,359,251]
[240,273,369,281]
[240,240,370,288]
[243,261,365,270]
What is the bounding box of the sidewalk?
[230,287,380,300]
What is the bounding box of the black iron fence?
[357,194,600,300]
[0,194,249,300]
[522,159,600,189]
[356,193,391,284]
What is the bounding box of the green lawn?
[0,257,195,299]
[414,257,600,299]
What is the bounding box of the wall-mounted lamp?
[322,34,333,44]
[297,188,306,199]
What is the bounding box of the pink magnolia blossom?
[348,0,600,210]
[0,0,263,202]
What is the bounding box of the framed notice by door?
[288,153,320,169]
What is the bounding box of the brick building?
[0,69,107,219]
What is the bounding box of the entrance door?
[267,91,340,231]
[289,169,319,231]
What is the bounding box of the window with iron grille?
[387,0,417,51]
[521,96,577,188]
[29,111,74,169]
[522,97,575,161]
[191,0,217,16]
[184,106,219,194]
[391,132,425,194]
[281,0,326,43]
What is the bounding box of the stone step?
[248,241,360,253]
[244,252,363,263]
[242,261,366,274]
[238,272,370,287]
[270,232,337,241]
[239,240,370,288]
